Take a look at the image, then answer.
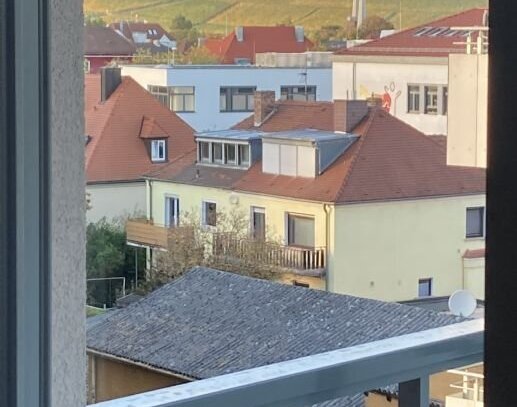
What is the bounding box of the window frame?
[424,85,439,115]
[151,139,166,162]
[407,85,420,113]
[466,206,485,239]
[251,206,266,240]
[287,213,315,248]
[280,85,317,101]
[418,278,433,298]
[170,86,195,113]
[220,86,257,112]
[202,200,217,227]
[164,195,180,227]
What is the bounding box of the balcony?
[445,368,484,407]
[213,233,326,275]
[126,218,171,248]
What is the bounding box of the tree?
[86,218,145,307]
[146,208,285,291]
[182,46,220,64]
[357,15,394,39]
[171,15,193,31]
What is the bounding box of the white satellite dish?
[448,290,477,317]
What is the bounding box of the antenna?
[448,290,477,317]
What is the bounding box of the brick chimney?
[333,100,369,132]
[254,91,276,127]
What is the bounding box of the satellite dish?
[448,290,477,317]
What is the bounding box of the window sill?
[465,236,485,241]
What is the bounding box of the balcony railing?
[89,319,483,407]
[213,233,326,273]
[126,219,195,249]
[445,367,484,406]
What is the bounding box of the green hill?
[84,0,488,37]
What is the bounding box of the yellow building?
[128,94,486,301]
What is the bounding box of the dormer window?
[151,139,166,162]
[195,130,262,169]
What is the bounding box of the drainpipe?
[323,204,331,291]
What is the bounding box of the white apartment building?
[121,64,332,131]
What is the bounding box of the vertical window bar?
[0,0,51,405]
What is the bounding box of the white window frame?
[151,139,166,162]
[286,213,315,248]
[164,195,180,227]
[251,206,266,239]
[418,278,433,298]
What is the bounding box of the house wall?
[463,257,485,300]
[87,182,146,224]
[87,354,186,404]
[121,65,332,131]
[330,195,486,301]
[447,54,488,168]
[149,181,331,289]
[332,59,448,135]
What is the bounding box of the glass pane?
[239,145,250,166]
[253,210,266,240]
[172,86,194,94]
[225,144,236,164]
[184,95,195,112]
[425,86,438,114]
[205,202,217,226]
[199,142,210,162]
[172,94,184,111]
[232,94,247,111]
[418,279,431,297]
[467,208,483,237]
[288,215,315,247]
[220,93,227,111]
[213,143,223,162]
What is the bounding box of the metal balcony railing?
[89,319,483,407]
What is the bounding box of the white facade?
[121,65,332,131]
[332,55,449,135]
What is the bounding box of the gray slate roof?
[87,267,463,380]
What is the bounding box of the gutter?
[323,203,331,291]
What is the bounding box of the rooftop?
[263,129,357,144]
[335,8,487,58]
[84,25,136,56]
[147,100,486,204]
[195,129,264,141]
[87,267,464,380]
[85,74,195,183]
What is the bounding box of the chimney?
[333,100,369,132]
[100,67,122,102]
[295,26,305,43]
[235,26,244,42]
[366,94,383,109]
[254,91,276,127]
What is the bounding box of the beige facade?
[463,256,485,300]
[87,182,146,224]
[447,54,488,168]
[330,195,486,301]
[147,180,485,301]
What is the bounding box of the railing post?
[399,376,429,407]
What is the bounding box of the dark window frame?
[466,207,485,238]
[280,85,317,101]
[220,86,257,112]
[418,278,433,297]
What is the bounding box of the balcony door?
[165,196,179,227]
[251,207,265,240]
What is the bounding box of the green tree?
[182,46,220,64]
[358,15,394,39]
[171,15,193,31]
[86,218,145,307]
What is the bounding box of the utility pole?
[399,0,402,30]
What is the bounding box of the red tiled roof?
[463,248,485,259]
[85,74,195,183]
[204,26,313,64]
[149,100,485,204]
[335,8,487,57]
[84,25,136,56]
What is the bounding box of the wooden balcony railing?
[213,234,326,273]
[126,218,170,248]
